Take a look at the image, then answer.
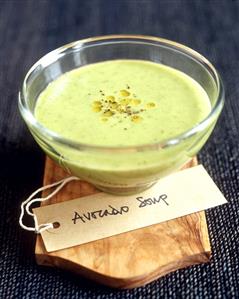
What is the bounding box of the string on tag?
[19,176,80,234]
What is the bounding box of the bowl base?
[94,181,157,196]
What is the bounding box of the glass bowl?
[18,35,224,195]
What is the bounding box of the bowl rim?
[18,34,225,152]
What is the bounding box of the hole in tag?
[53,222,60,229]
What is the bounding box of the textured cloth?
[0,0,239,298]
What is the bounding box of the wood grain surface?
[35,157,211,289]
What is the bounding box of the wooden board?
[35,157,211,289]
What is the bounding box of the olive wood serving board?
[35,157,211,289]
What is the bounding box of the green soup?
[34,60,212,193]
[35,60,210,146]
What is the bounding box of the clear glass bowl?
[18,35,224,195]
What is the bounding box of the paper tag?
[33,165,227,252]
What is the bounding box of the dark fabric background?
[0,0,239,298]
